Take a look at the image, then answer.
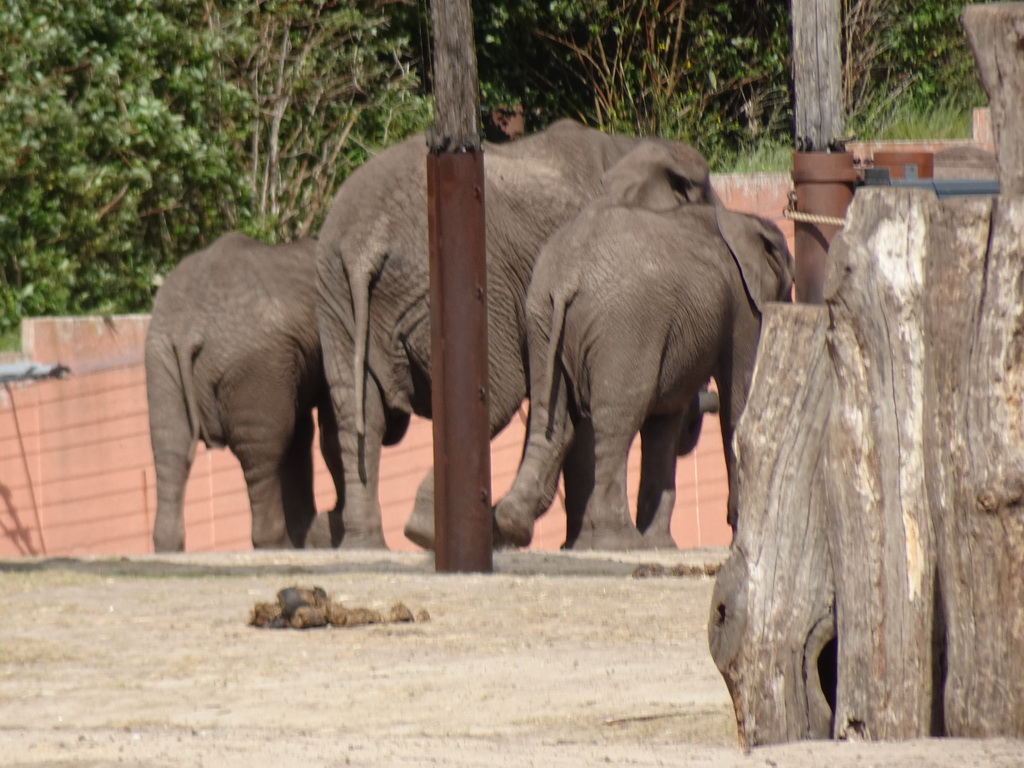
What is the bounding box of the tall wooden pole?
[427,0,493,572]
[791,0,843,150]
[790,0,855,304]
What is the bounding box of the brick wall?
[0,311,734,556]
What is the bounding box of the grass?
[715,100,979,174]
[718,138,793,174]
[0,325,20,352]
[849,98,976,142]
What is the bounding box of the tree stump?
[711,189,1024,744]
[710,3,1024,743]
[962,3,1024,195]
[823,188,942,739]
[925,193,1024,737]
[709,304,836,748]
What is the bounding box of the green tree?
[0,0,429,331]
[0,0,251,326]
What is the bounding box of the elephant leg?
[574,385,648,550]
[636,411,685,548]
[334,371,388,549]
[149,425,193,553]
[216,362,312,549]
[719,313,759,538]
[403,469,435,549]
[278,409,318,547]
[304,398,346,548]
[147,348,195,553]
[235,424,294,549]
[494,373,575,549]
[407,392,531,551]
[561,417,594,549]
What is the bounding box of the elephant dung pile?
[631,562,721,579]
[250,586,430,630]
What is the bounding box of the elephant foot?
[152,516,185,553]
[493,500,535,549]
[567,523,647,551]
[641,530,679,550]
[303,511,341,548]
[339,529,388,550]
[403,504,436,550]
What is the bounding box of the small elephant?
[494,203,793,550]
[145,233,344,551]
[315,119,719,549]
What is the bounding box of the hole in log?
[844,717,867,738]
[817,635,838,717]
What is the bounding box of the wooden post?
[933,6,1024,731]
[427,0,492,572]
[713,5,1024,741]
[790,0,853,304]
[824,189,941,739]
[709,304,836,748]
[925,192,1024,738]
[962,4,1024,195]
[791,0,843,150]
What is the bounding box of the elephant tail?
[173,340,202,461]
[542,289,573,439]
[351,269,370,437]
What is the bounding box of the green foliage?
[843,0,992,140]
[0,0,251,327]
[0,0,996,329]
[854,98,974,142]
[0,0,429,331]
[224,0,431,242]
[0,325,20,352]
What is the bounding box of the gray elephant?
[146,233,344,551]
[315,119,718,549]
[493,203,793,550]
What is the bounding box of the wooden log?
[823,188,942,739]
[709,303,836,748]
[427,0,480,152]
[925,194,1024,737]
[791,0,843,150]
[962,4,1024,195]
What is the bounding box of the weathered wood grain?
[709,303,835,747]
[823,188,942,739]
[791,0,843,149]
[427,0,480,152]
[962,3,1024,195]
[926,194,1024,737]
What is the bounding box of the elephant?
[493,202,794,550]
[145,233,344,552]
[314,119,719,549]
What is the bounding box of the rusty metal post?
[426,0,492,572]
[791,152,857,304]
[427,150,493,572]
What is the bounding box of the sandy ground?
[0,548,1020,767]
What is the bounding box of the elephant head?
[600,139,722,210]
[715,207,795,313]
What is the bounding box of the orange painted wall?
[0,172,800,558]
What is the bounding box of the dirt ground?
[0,548,1020,767]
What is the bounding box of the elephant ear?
[601,140,720,211]
[715,208,795,315]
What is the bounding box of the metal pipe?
[791,152,858,304]
[427,149,493,573]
